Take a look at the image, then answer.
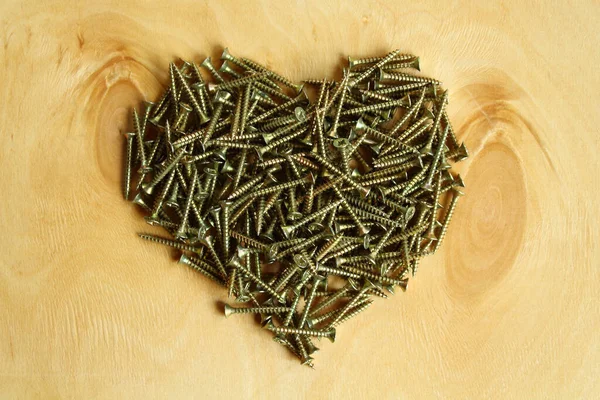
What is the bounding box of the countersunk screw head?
[404,205,416,222]
[294,107,307,122]
[308,222,325,232]
[301,356,314,366]
[354,117,368,133]
[261,132,275,144]
[221,47,234,62]
[327,329,336,343]
[363,234,371,249]
[456,143,469,161]
[293,253,309,268]
[281,225,295,238]
[304,172,316,185]
[223,304,235,318]
[333,221,343,234]
[221,160,235,174]
[288,211,303,221]
[214,90,232,104]
[204,167,218,177]
[333,138,350,148]
[357,224,371,236]
[358,186,371,199]
[452,187,465,197]
[454,174,465,188]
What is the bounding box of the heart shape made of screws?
[124,48,468,367]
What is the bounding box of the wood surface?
[0,0,598,398]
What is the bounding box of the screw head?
[405,206,416,223]
[363,234,371,249]
[288,211,303,221]
[223,304,235,318]
[326,329,336,343]
[370,143,383,154]
[354,118,367,133]
[214,90,232,104]
[308,222,324,233]
[281,225,295,238]
[422,182,434,192]
[454,174,465,188]
[144,215,161,226]
[452,187,465,197]
[221,160,235,173]
[358,186,370,199]
[333,138,350,148]
[178,254,191,266]
[141,182,156,195]
[293,253,309,269]
[357,224,371,236]
[294,107,307,122]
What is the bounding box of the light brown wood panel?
[0,0,598,398]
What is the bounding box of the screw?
[238,53,303,93]
[355,118,420,154]
[368,226,396,263]
[446,142,469,161]
[378,70,441,85]
[123,132,136,200]
[329,299,373,327]
[388,88,427,137]
[308,283,352,317]
[223,304,291,317]
[127,50,465,367]
[172,64,210,124]
[348,53,415,70]
[201,91,232,145]
[219,60,241,78]
[298,276,325,328]
[174,102,193,131]
[138,233,202,254]
[350,49,404,86]
[382,58,421,71]
[423,173,443,240]
[175,167,198,240]
[145,169,177,225]
[310,154,370,198]
[142,149,186,195]
[420,91,449,156]
[433,187,464,252]
[341,97,409,117]
[201,56,225,83]
[132,109,149,172]
[213,72,269,92]
[327,280,374,327]
[230,257,286,303]
[281,199,342,238]
[179,254,225,286]
[264,322,336,342]
[421,124,450,192]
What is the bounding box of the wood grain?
[1,0,598,398]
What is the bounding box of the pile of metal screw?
[124,48,468,367]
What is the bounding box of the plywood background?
[0,0,598,398]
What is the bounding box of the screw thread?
[138,233,200,253]
[267,325,335,339]
[330,299,373,327]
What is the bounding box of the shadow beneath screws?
[215,300,226,315]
